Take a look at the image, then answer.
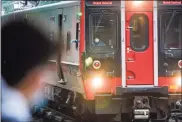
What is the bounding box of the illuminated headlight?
[176,77,182,86]
[92,77,103,89]
[85,57,93,67]
[133,1,143,6]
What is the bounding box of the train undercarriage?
[32,85,182,122]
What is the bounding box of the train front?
[80,1,182,122]
[82,1,122,100]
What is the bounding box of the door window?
[130,14,149,52]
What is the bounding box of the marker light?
[85,57,93,67]
[77,12,82,16]
[178,60,182,68]
[133,1,143,6]
[92,77,103,89]
[93,60,101,69]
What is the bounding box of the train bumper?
[116,86,169,97]
[94,87,168,115]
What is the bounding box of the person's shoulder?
[2,117,21,122]
[2,84,31,122]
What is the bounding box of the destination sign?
[85,1,120,6]
[163,1,182,5]
[158,1,182,6]
[92,1,112,5]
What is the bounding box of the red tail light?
[93,60,101,69]
[178,60,182,68]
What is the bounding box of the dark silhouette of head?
[1,18,57,87]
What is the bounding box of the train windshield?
[160,11,182,50]
[89,13,117,52]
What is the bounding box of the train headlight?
[92,77,103,89]
[133,1,143,6]
[176,77,182,86]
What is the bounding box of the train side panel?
[1,2,85,96]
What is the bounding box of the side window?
[66,31,71,51]
[76,22,80,50]
[58,14,64,45]
[130,14,149,52]
[58,14,63,31]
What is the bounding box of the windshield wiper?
[165,10,177,32]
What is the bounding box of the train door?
[125,12,154,85]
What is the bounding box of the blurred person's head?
[1,17,58,105]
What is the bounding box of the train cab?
[2,1,181,122]
[80,1,182,121]
[82,1,122,99]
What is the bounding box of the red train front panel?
[80,0,182,100]
[80,1,122,100]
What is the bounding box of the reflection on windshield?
[90,14,117,50]
[161,12,182,49]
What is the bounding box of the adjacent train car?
[1,1,182,122]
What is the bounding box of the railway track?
[31,104,182,122]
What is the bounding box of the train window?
[58,14,63,30]
[58,14,64,49]
[76,22,80,50]
[160,11,182,50]
[130,14,149,52]
[66,31,71,51]
[89,13,117,52]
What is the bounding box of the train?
[1,1,182,122]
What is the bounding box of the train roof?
[2,1,80,17]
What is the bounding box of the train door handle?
[126,26,133,29]
[127,76,134,79]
